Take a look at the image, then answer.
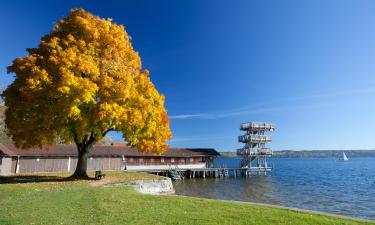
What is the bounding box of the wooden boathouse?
[0,122,276,179]
[0,143,219,175]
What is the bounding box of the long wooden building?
[0,143,220,175]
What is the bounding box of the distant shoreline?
[220,150,375,158]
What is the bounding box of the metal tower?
[237,122,275,170]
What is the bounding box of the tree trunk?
[71,143,93,179]
[70,130,107,179]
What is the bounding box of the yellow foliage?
[2,8,172,153]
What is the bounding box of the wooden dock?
[138,167,273,179]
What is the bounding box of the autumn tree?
[0,103,13,145]
[0,86,13,144]
[2,9,172,178]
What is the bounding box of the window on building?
[161,157,165,163]
[171,158,175,163]
[190,158,194,163]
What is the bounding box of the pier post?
[203,171,206,179]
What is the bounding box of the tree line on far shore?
[220,150,375,158]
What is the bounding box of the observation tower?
[237,122,275,170]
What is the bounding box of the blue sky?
[1,1,375,150]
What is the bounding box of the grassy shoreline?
[195,197,374,224]
[0,172,373,225]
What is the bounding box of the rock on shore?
[132,178,175,194]
[106,178,175,195]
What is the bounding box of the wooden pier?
[138,122,276,180]
[139,167,272,180]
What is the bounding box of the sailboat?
[341,152,349,161]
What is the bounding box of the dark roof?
[0,144,220,158]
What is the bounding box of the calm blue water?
[174,157,375,220]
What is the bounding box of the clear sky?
[1,1,375,151]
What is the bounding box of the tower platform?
[237,121,275,169]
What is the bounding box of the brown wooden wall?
[14,155,208,174]
[19,158,69,173]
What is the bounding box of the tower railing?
[238,135,272,143]
[237,148,272,156]
[240,122,275,131]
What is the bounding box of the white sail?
[342,152,348,161]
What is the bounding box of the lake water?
[173,157,375,220]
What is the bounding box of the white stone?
[105,178,175,195]
[131,178,175,194]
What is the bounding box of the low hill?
[220,150,375,158]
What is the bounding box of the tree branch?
[70,127,79,145]
[87,132,96,146]
[102,128,114,137]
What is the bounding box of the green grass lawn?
[0,172,373,225]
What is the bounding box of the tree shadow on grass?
[0,174,96,184]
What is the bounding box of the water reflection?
[173,157,375,220]
[174,175,280,205]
